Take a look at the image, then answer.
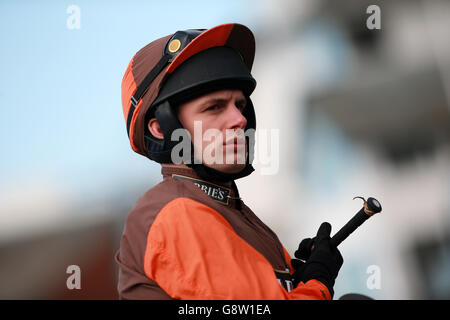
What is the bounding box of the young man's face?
[177,89,249,174]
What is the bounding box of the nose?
[226,103,247,130]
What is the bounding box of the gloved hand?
[291,237,315,284]
[291,222,343,298]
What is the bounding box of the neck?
[161,163,232,186]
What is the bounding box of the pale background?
[1,0,449,299]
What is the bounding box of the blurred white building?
[238,0,450,299]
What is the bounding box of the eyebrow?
[201,96,247,106]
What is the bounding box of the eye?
[236,101,247,112]
[206,104,221,112]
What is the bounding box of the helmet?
[121,23,257,181]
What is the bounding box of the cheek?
[178,112,192,133]
[179,115,226,151]
[178,112,200,144]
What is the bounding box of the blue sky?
[0,0,249,199]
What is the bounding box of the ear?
[147,118,164,139]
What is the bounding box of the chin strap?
[187,162,255,183]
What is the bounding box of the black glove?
[292,222,343,298]
[291,237,315,284]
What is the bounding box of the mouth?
[223,136,246,146]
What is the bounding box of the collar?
[161,164,242,207]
